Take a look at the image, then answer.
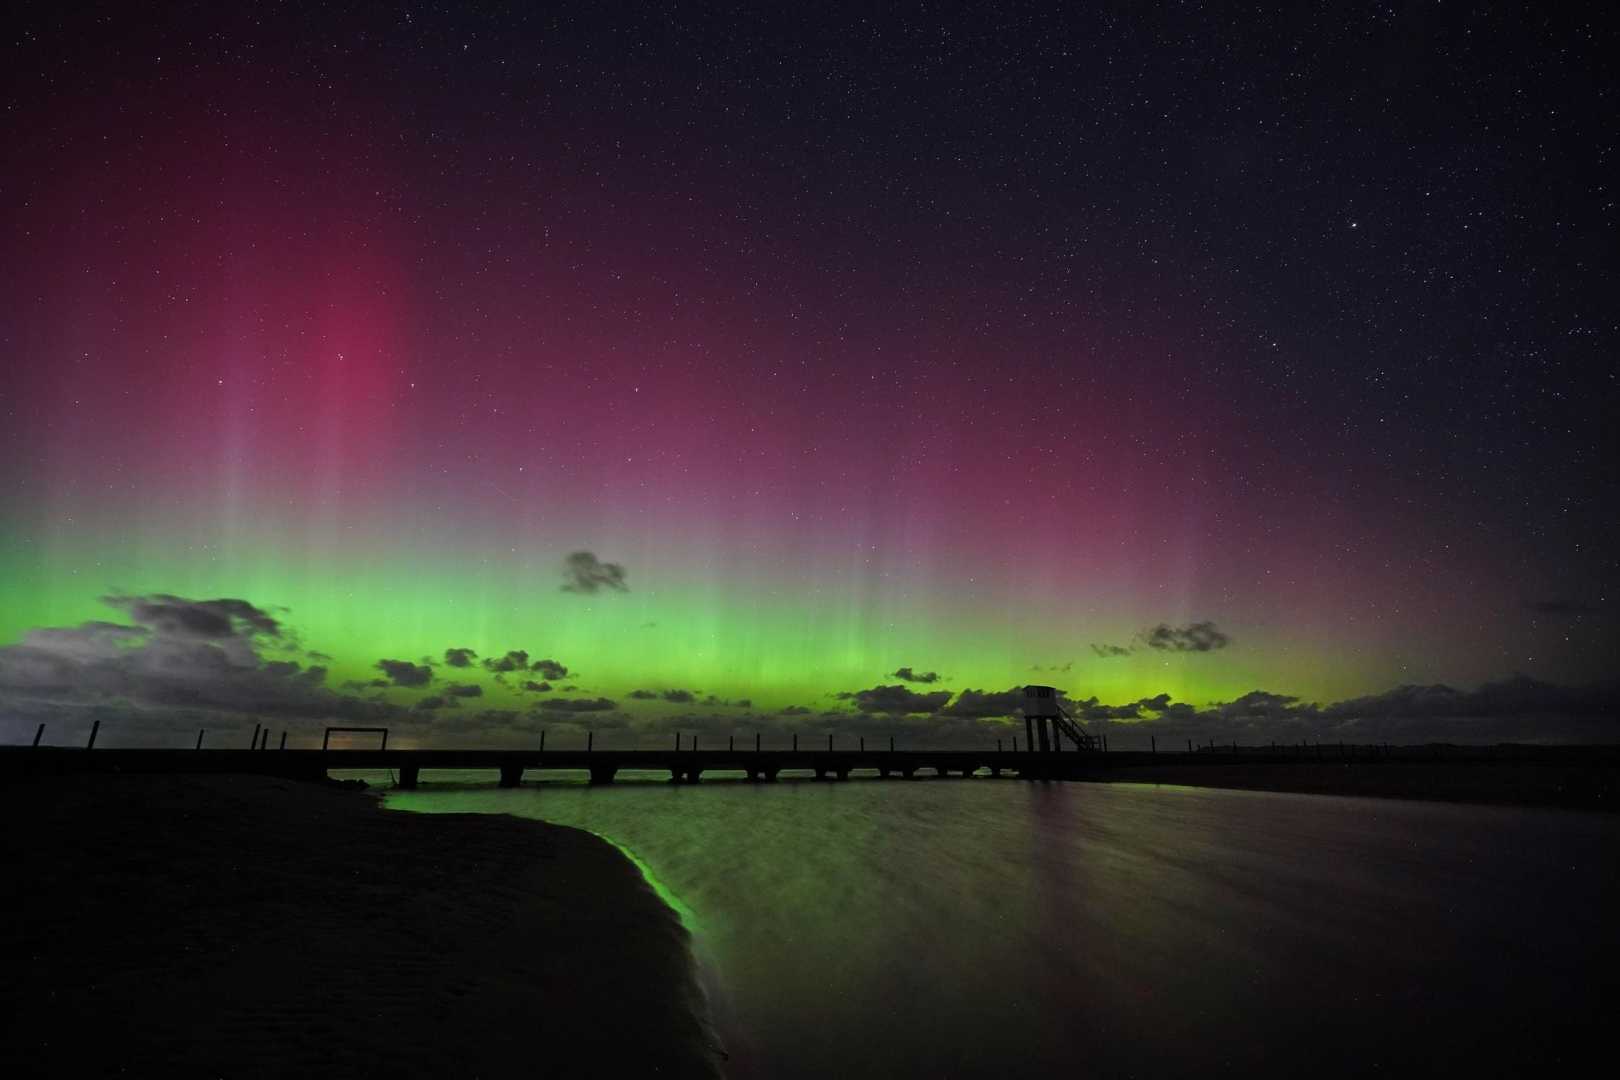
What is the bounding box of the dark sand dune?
[1,774,723,1079]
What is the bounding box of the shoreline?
[1,773,724,1078]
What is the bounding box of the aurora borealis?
[2,3,1614,746]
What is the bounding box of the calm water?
[377,772,1618,1077]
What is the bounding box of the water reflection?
[382,774,1618,1077]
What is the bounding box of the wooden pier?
[1,744,1105,786]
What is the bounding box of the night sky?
[2,2,1614,746]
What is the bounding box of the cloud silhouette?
[375,659,433,687]
[838,684,952,715]
[521,680,553,693]
[940,687,1028,718]
[536,696,618,713]
[1139,621,1230,652]
[531,658,569,680]
[561,551,629,594]
[445,682,484,698]
[481,649,530,673]
[1090,643,1132,658]
[443,647,478,667]
[890,667,941,684]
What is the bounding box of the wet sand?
[1,773,723,1079]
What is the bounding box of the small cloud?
[661,689,696,704]
[838,684,952,715]
[561,551,629,594]
[375,659,433,687]
[537,696,618,713]
[628,689,658,700]
[1139,621,1230,653]
[482,649,530,674]
[521,680,553,693]
[1030,661,1073,673]
[890,666,941,684]
[445,682,483,698]
[779,705,812,716]
[1091,644,1132,658]
[940,687,1026,718]
[444,647,478,668]
[531,658,569,680]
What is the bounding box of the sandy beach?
[1,773,724,1079]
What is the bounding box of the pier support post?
[589,765,617,786]
[398,766,420,790]
[836,767,850,781]
[498,764,524,788]
[762,767,780,782]
[686,767,703,784]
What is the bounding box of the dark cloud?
[482,649,530,673]
[374,659,434,687]
[561,551,629,594]
[0,595,402,736]
[703,694,752,708]
[521,680,553,693]
[445,682,484,698]
[1139,621,1231,652]
[102,594,280,640]
[779,705,812,716]
[628,689,658,700]
[838,684,953,715]
[1030,661,1073,673]
[537,697,619,713]
[939,687,1026,717]
[415,695,448,712]
[661,689,696,703]
[890,667,941,684]
[1529,600,1602,616]
[1090,643,1132,658]
[531,658,569,680]
[443,647,478,667]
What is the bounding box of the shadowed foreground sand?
[1,774,724,1079]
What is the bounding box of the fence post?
[793,733,798,752]
[196,729,205,749]
[889,735,895,752]
[730,735,735,751]
[540,730,546,752]
[1012,736,1018,752]
[86,720,100,750]
[1151,735,1156,754]
[33,723,45,747]
[756,732,761,752]
[251,723,261,749]
[828,733,834,751]
[1187,739,1193,753]
[588,731,594,752]
[279,731,287,751]
[997,739,1002,753]
[675,732,681,751]
[861,737,866,752]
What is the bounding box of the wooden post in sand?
[33,723,45,747]
[251,723,261,749]
[793,733,798,751]
[587,731,594,752]
[540,731,546,752]
[828,733,834,751]
[729,735,734,751]
[279,731,287,750]
[756,732,761,752]
[86,721,100,750]
[1151,735,1156,754]
[889,735,895,752]
[196,729,205,749]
